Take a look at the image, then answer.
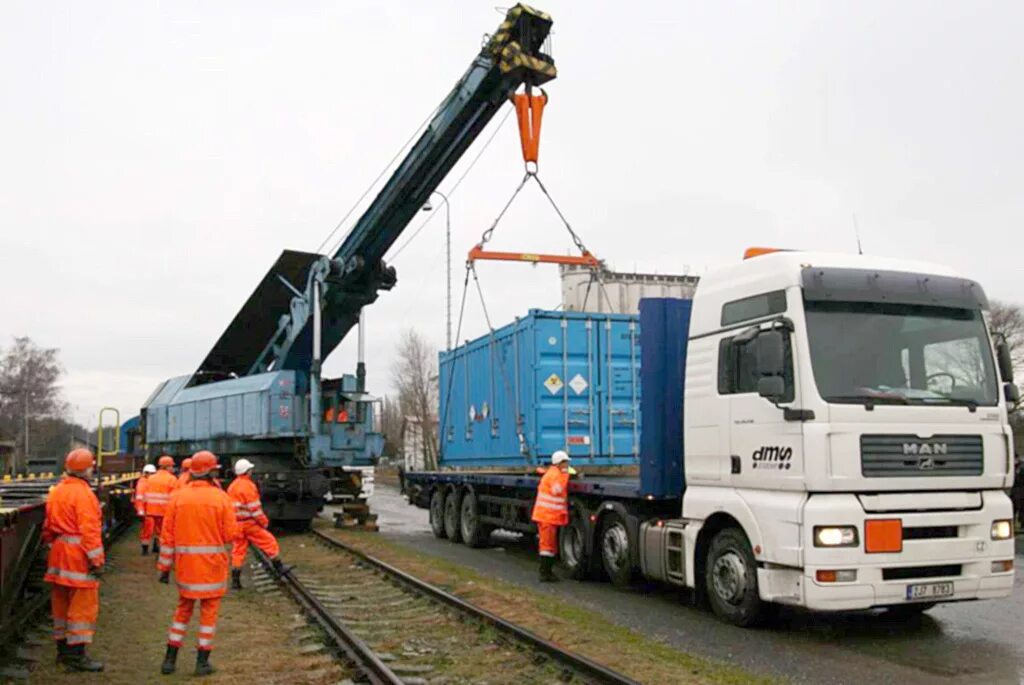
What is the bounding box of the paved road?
[339,484,1024,685]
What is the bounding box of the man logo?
[917,457,936,471]
[902,442,948,456]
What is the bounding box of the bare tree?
[391,329,439,470]
[0,337,67,472]
[989,300,1023,419]
[379,395,404,458]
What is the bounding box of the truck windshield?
[804,301,998,407]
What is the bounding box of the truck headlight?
[991,520,1013,540]
[814,526,859,547]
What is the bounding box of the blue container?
[439,310,641,468]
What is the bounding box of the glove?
[91,565,105,578]
[159,571,170,584]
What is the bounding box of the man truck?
[405,248,1018,626]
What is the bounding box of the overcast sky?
[2,0,1022,429]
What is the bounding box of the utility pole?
[422,191,453,350]
[23,393,29,473]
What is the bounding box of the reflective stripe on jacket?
[134,476,148,515]
[43,477,104,588]
[530,466,569,526]
[227,474,269,528]
[145,470,178,516]
[157,480,238,599]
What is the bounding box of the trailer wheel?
[558,508,590,580]
[429,489,447,539]
[705,527,767,627]
[599,512,633,588]
[444,488,464,543]
[460,490,490,548]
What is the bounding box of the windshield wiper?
[825,395,910,410]
[917,397,979,412]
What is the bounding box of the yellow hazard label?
[544,374,563,395]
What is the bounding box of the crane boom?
[190,4,556,385]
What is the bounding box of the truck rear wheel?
[459,490,490,548]
[444,488,464,543]
[599,512,633,588]
[705,527,767,627]
[429,489,447,539]
[559,507,590,580]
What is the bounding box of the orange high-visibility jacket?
[175,471,191,489]
[145,469,177,516]
[134,475,148,516]
[227,474,269,528]
[531,466,569,526]
[157,480,238,599]
[43,476,105,588]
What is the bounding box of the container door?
[597,317,642,463]
[533,314,599,461]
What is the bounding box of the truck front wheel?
[429,489,447,539]
[705,527,768,627]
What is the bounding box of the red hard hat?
[65,448,95,472]
[158,455,174,468]
[181,458,193,470]
[190,451,218,476]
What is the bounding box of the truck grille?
[860,435,983,477]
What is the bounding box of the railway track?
[256,528,641,685]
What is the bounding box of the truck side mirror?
[1006,383,1021,405]
[756,329,785,377]
[996,340,1014,383]
[758,376,785,399]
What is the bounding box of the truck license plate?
[905,581,954,601]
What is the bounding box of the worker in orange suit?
[530,450,571,582]
[42,448,105,672]
[145,455,178,554]
[157,450,237,677]
[227,458,289,589]
[175,457,192,489]
[136,463,157,555]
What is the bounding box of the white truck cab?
[676,249,1016,625]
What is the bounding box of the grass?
[314,521,774,685]
[28,526,348,685]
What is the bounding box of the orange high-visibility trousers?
[537,522,559,558]
[231,525,280,569]
[139,516,155,545]
[147,516,163,543]
[51,585,98,645]
[166,596,221,651]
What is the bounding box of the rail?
[259,527,641,685]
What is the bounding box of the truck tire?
[444,488,464,543]
[599,512,633,588]
[558,507,590,580]
[705,527,768,627]
[429,489,447,539]
[459,490,491,548]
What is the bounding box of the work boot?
[539,556,559,583]
[194,649,215,677]
[231,568,243,590]
[152,539,160,555]
[63,644,104,672]
[141,544,149,556]
[160,645,178,675]
[271,558,293,578]
[55,639,68,664]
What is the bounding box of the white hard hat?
[143,464,157,474]
[551,450,571,465]
[234,458,255,476]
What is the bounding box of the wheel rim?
[602,523,629,574]
[561,523,583,568]
[461,497,476,539]
[711,550,748,605]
